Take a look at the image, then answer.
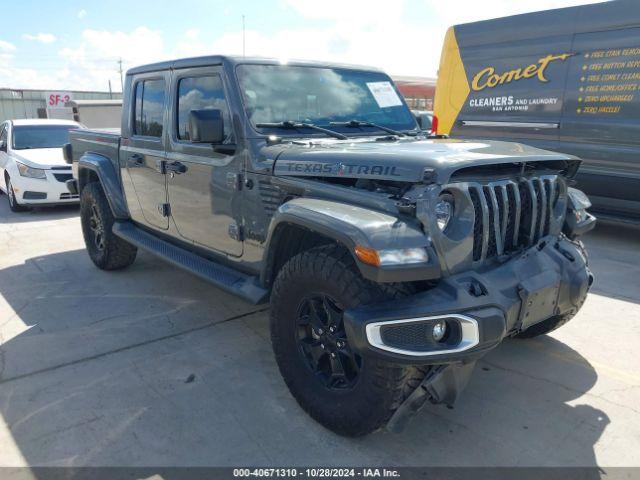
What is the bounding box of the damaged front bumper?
[343,235,592,416]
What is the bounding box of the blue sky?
[0,0,605,91]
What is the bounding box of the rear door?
[121,73,170,230]
[558,27,640,216]
[165,66,243,257]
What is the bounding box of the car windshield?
[12,125,79,150]
[236,64,418,135]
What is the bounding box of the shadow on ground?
[0,245,609,468]
[581,222,640,305]
[0,200,79,224]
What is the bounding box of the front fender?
[261,198,440,284]
[78,153,129,219]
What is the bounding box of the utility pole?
[108,79,113,99]
[242,15,246,57]
[117,58,124,92]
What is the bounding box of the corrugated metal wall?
[0,89,123,123]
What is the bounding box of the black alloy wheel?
[88,201,106,251]
[296,293,361,390]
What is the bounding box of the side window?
[0,125,7,144]
[177,75,232,141]
[134,79,165,138]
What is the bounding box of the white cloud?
[78,9,87,19]
[185,28,200,40]
[80,26,165,64]
[55,26,167,90]
[0,40,16,51]
[22,33,57,44]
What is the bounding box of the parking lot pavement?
[0,199,639,468]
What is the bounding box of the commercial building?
[0,88,122,124]
[392,75,437,110]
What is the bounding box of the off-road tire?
[270,244,428,437]
[5,175,28,212]
[80,182,137,270]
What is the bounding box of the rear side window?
[134,79,165,137]
[176,75,231,141]
[0,125,7,144]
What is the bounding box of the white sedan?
[0,119,83,211]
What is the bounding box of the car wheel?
[5,175,27,212]
[270,244,429,436]
[80,182,137,270]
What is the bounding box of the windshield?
[12,125,79,150]
[236,64,417,135]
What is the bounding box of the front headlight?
[435,193,454,232]
[16,162,47,179]
[567,187,591,222]
[355,246,429,267]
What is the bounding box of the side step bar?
[113,222,269,305]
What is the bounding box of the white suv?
[0,119,83,211]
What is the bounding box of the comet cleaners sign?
[471,53,574,91]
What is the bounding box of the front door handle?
[130,153,144,165]
[166,161,187,174]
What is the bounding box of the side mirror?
[188,109,225,143]
[62,143,73,164]
[0,140,6,152]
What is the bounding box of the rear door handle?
[166,161,187,174]
[130,153,144,165]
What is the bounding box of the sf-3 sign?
[46,91,73,108]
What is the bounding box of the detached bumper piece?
[344,236,592,365]
[386,362,476,432]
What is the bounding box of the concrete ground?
[0,198,639,468]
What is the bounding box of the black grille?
[470,176,560,262]
[469,188,483,261]
[379,320,462,352]
[53,173,73,182]
[482,186,497,258]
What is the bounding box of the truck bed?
[69,128,121,180]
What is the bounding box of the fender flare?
[260,198,437,285]
[78,153,129,219]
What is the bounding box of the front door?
[166,67,243,257]
[121,74,169,230]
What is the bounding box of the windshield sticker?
[366,82,403,108]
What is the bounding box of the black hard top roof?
[126,55,384,76]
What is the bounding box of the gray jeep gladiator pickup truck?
[66,55,596,436]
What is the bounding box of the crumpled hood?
[11,148,67,168]
[272,138,577,184]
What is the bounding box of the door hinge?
[158,203,171,217]
[228,222,243,241]
[226,172,243,191]
[155,159,167,174]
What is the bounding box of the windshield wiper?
[255,121,348,140]
[330,120,414,137]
